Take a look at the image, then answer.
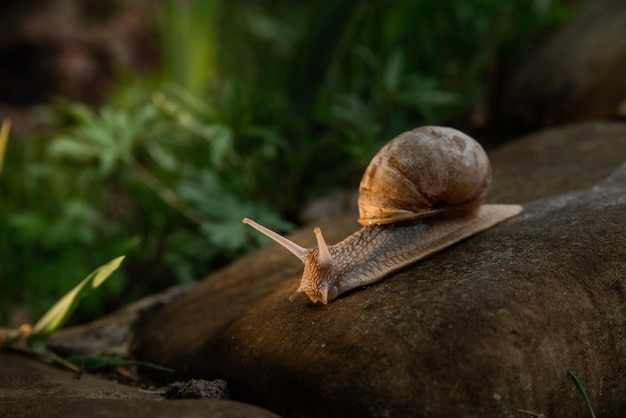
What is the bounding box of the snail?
[243,126,523,304]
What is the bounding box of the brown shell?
[357,126,491,226]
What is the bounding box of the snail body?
[243,126,522,304]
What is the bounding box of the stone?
[1,399,276,418]
[133,122,626,417]
[500,0,626,131]
[46,284,193,357]
[163,379,229,400]
[0,353,279,418]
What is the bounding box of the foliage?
[302,0,574,163]
[158,0,221,94]
[0,85,292,322]
[1,257,124,371]
[0,0,575,323]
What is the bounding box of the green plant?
[30,256,126,342]
[303,0,573,160]
[1,254,172,373]
[50,85,293,265]
[158,0,221,94]
[1,256,125,370]
[0,82,294,323]
[568,371,597,418]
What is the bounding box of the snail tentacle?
[242,217,307,262]
[314,227,332,266]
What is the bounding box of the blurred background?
[0,0,584,325]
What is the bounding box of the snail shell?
[358,126,490,225]
[243,126,522,304]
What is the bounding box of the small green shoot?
[30,255,125,342]
[1,256,125,373]
[0,255,174,375]
[568,371,597,418]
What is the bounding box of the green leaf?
[568,371,597,418]
[208,126,233,167]
[48,137,100,161]
[30,256,125,341]
[147,142,178,171]
[382,50,404,93]
[65,355,174,373]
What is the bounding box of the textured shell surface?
[358,126,492,225]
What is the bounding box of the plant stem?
[129,160,207,225]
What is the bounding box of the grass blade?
[568,371,597,418]
[31,256,125,341]
[65,355,175,373]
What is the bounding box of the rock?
[133,122,626,417]
[163,379,229,400]
[46,284,193,357]
[0,353,279,418]
[500,0,626,131]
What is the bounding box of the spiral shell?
[357,126,491,226]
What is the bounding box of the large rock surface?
[0,353,279,418]
[133,122,626,417]
[500,0,626,131]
